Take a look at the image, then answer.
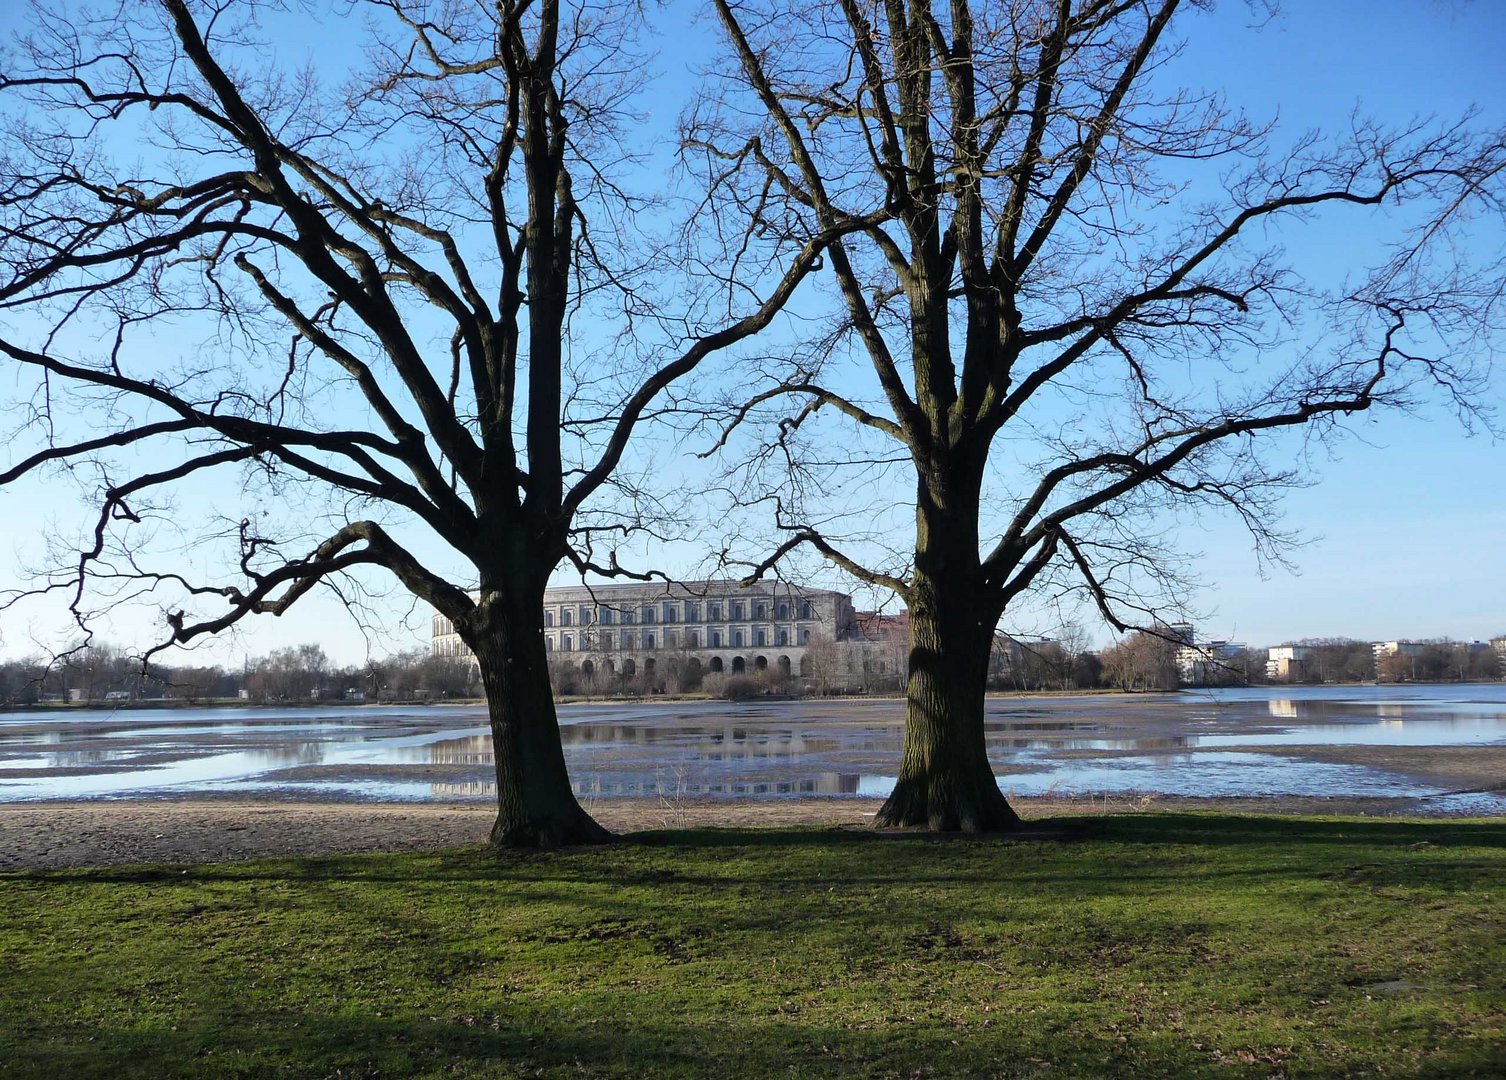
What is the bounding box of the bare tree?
[1100,631,1178,692]
[695,0,1505,830]
[0,0,841,845]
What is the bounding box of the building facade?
[1266,644,1314,682]
[432,580,859,688]
[1171,626,1246,686]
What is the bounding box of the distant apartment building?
[1372,640,1426,661]
[1372,639,1425,679]
[1174,628,1245,685]
[432,580,858,684]
[1266,644,1314,682]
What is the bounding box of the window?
[579,605,591,624]
[755,629,766,646]
[624,609,636,625]
[755,603,767,620]
[733,629,744,647]
[601,608,615,625]
[685,602,699,622]
[561,609,572,627]
[777,602,789,619]
[778,630,788,646]
[562,634,573,652]
[621,630,633,649]
[710,630,722,647]
[689,631,700,648]
[708,601,721,620]
[667,630,678,647]
[544,610,554,627]
[800,629,811,644]
[644,631,655,649]
[662,603,677,623]
[731,602,744,620]
[545,636,554,652]
[801,601,814,619]
[642,606,654,624]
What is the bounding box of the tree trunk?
[874,594,1021,831]
[470,587,613,849]
[875,457,1021,832]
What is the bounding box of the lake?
[2,684,1505,812]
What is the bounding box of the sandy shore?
[3,793,1498,873]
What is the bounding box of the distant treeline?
[0,643,478,707]
[3,632,1500,708]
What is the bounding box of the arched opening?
[644,658,656,675]
[688,657,703,675]
[605,659,615,675]
[581,660,595,678]
[754,655,768,671]
[623,658,636,676]
[777,656,791,676]
[732,656,746,674]
[709,656,724,674]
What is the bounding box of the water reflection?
[2,685,1504,804]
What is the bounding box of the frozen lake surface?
[3,685,1505,810]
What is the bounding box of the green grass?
[2,814,1503,1078]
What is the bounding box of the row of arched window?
[559,655,796,677]
[545,626,812,652]
[543,599,816,628]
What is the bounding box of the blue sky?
[1139,1,1506,647]
[0,0,1502,663]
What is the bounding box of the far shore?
[8,680,1504,714]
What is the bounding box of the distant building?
[1372,640,1423,674]
[1174,629,1245,685]
[432,580,858,685]
[988,634,1062,688]
[1266,644,1314,682]
[1164,622,1196,646]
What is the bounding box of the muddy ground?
[3,791,1499,873]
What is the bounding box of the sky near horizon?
[0,0,1502,665]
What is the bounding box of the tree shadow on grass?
[6,1002,1504,1080]
[6,813,1502,894]
[1051,812,1506,849]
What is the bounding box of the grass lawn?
[2,813,1503,1077]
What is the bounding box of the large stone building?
[431,579,859,688]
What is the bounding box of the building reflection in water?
[428,774,863,799]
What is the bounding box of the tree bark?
[470,586,613,849]
[875,458,1021,832]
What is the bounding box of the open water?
[2,684,1504,811]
